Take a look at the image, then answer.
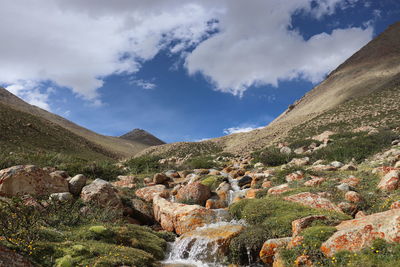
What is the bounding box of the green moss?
[56,255,75,267]
[201,175,226,191]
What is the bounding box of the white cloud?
[223,125,264,135]
[5,81,51,111]
[131,79,157,90]
[0,0,372,100]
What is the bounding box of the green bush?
[311,130,396,163]
[184,155,217,169]
[124,156,162,174]
[252,147,295,167]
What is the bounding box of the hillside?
[120,129,165,146]
[0,88,157,158]
[139,21,400,158]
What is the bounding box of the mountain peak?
[120,129,165,146]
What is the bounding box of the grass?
[228,196,349,264]
[251,146,296,167]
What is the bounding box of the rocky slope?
[0,88,162,158]
[139,21,400,158]
[120,129,165,146]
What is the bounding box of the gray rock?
[49,192,73,202]
[68,174,87,196]
[331,161,344,168]
[280,146,292,155]
[337,183,351,192]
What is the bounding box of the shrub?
[184,155,217,169]
[124,156,162,174]
[252,147,295,167]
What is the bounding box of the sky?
[1,0,399,143]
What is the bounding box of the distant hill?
[0,88,162,158]
[139,21,400,157]
[120,129,165,146]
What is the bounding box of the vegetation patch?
[200,175,226,191]
[252,146,296,167]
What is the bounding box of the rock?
[80,179,123,211]
[304,177,326,187]
[321,209,400,256]
[112,175,136,189]
[390,200,400,210]
[254,162,264,168]
[0,165,69,197]
[0,245,34,267]
[130,198,155,224]
[216,181,231,201]
[178,170,190,178]
[280,146,292,155]
[340,164,358,171]
[176,182,212,206]
[171,184,182,196]
[194,169,210,175]
[341,176,361,187]
[262,180,273,188]
[153,195,217,235]
[395,161,400,168]
[49,192,73,202]
[68,174,87,196]
[171,224,244,262]
[337,183,351,192]
[292,215,327,236]
[144,177,152,184]
[268,184,290,195]
[259,237,292,264]
[309,164,337,172]
[165,170,180,179]
[330,161,344,168]
[377,170,400,191]
[186,173,201,184]
[355,211,367,218]
[312,131,335,143]
[237,175,252,187]
[135,185,169,202]
[295,255,313,266]
[246,189,261,199]
[286,171,304,182]
[294,147,307,155]
[284,192,343,213]
[338,202,357,214]
[289,157,310,167]
[205,199,227,209]
[345,191,362,203]
[230,169,245,178]
[153,173,169,184]
[50,170,70,180]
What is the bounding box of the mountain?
[120,129,165,146]
[0,88,161,158]
[139,21,400,157]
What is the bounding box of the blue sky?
[1,0,399,143]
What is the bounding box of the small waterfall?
[227,175,248,205]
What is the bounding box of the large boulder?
[80,179,123,211]
[169,224,244,262]
[135,185,169,202]
[284,192,342,213]
[0,165,68,197]
[153,195,217,235]
[68,174,87,196]
[268,184,290,195]
[321,209,400,256]
[176,182,211,206]
[129,198,155,224]
[0,245,34,267]
[377,170,400,191]
[111,175,136,189]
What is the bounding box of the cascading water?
[227,175,249,205]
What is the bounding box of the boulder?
[309,165,337,172]
[341,176,361,187]
[49,192,73,202]
[80,179,123,211]
[246,189,261,199]
[337,183,351,192]
[130,198,155,224]
[205,199,227,209]
[262,180,273,188]
[289,157,310,167]
[304,177,326,187]
[237,175,252,187]
[330,161,344,168]
[377,170,400,191]
[0,165,68,197]
[345,191,363,203]
[135,185,169,202]
[153,173,169,184]
[391,200,400,210]
[321,209,400,256]
[268,184,290,195]
[286,171,304,182]
[284,192,343,213]
[153,195,217,235]
[176,182,212,206]
[216,181,231,201]
[340,164,358,171]
[312,131,335,143]
[68,174,87,196]
[0,245,34,267]
[111,175,135,189]
[259,237,292,264]
[292,215,328,236]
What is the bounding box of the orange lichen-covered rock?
[304,177,326,187]
[295,255,313,266]
[205,199,227,209]
[259,237,292,264]
[321,209,400,256]
[341,176,361,187]
[284,192,343,213]
[268,184,291,195]
[135,185,169,202]
[292,215,328,237]
[345,191,363,203]
[153,195,217,235]
[377,170,400,191]
[391,200,400,210]
[246,189,261,199]
[176,182,211,206]
[286,172,304,182]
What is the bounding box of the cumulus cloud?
[0,0,373,102]
[131,79,157,90]
[6,81,52,111]
[223,125,264,135]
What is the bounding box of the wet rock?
[68,174,87,196]
[259,237,292,264]
[80,179,123,211]
[321,209,400,256]
[377,170,400,191]
[268,184,290,195]
[153,195,217,235]
[216,181,231,201]
[292,215,328,236]
[153,173,169,184]
[304,176,326,187]
[237,175,252,187]
[205,199,227,209]
[176,182,212,206]
[345,191,362,203]
[135,185,169,202]
[186,173,201,184]
[0,165,69,197]
[284,192,343,213]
